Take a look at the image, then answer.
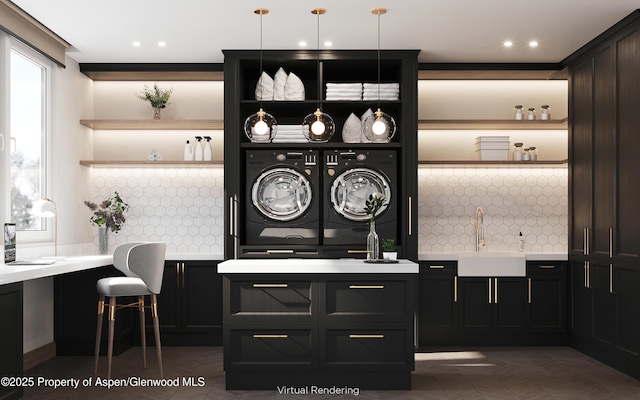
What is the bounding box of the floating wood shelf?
[80,160,223,168]
[79,119,224,130]
[418,159,568,167]
[418,118,568,130]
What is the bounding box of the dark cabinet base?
[225,371,411,390]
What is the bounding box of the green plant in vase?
[135,83,173,119]
[364,194,386,261]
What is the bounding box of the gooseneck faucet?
[475,207,485,252]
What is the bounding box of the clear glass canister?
[514,105,524,120]
[513,142,524,161]
[529,146,538,160]
[523,147,531,161]
[527,107,536,120]
[540,105,550,120]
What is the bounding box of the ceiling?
[11,0,640,65]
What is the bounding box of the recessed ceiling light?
[529,41,539,47]
[299,41,307,47]
[158,41,166,47]
[324,41,333,47]
[132,41,141,47]
[503,41,513,47]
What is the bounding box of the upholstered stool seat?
[94,242,166,379]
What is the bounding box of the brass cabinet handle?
[494,278,498,304]
[266,249,294,254]
[181,263,185,288]
[253,334,288,339]
[349,334,384,339]
[539,265,556,269]
[609,264,613,294]
[408,196,412,236]
[253,283,288,288]
[349,285,384,289]
[583,228,587,256]
[609,228,613,258]
[583,261,587,288]
[586,261,590,288]
[429,265,445,269]
[454,276,458,303]
[229,196,234,236]
[528,278,532,304]
[586,227,590,256]
[176,262,180,288]
[347,250,368,254]
[488,278,492,304]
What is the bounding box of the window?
[4,36,52,242]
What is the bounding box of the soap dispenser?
[203,136,213,161]
[184,140,194,161]
[518,232,525,252]
[194,136,203,161]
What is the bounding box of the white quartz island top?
[218,258,419,274]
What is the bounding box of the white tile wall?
[91,167,224,254]
[418,167,568,254]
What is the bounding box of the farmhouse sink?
[457,252,526,277]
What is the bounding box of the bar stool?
[94,242,166,379]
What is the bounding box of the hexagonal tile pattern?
[92,167,224,254]
[418,167,568,254]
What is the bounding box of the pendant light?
[362,7,397,143]
[302,8,335,143]
[244,8,277,143]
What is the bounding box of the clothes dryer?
[245,150,320,245]
[322,149,397,246]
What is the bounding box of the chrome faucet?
[475,207,485,252]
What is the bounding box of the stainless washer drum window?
[330,167,392,221]
[251,167,313,221]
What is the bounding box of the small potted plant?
[135,83,173,119]
[382,238,397,261]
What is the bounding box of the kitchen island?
[218,259,418,390]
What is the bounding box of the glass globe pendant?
[362,108,396,142]
[303,108,335,142]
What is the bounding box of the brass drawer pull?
[347,249,368,254]
[528,278,532,304]
[349,334,384,339]
[267,249,294,254]
[429,265,445,269]
[454,276,458,303]
[253,334,288,339]
[253,283,288,288]
[539,265,556,269]
[349,285,384,289]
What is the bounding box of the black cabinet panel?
[493,278,526,332]
[0,282,22,400]
[458,278,491,332]
[569,261,592,339]
[526,276,566,332]
[591,262,615,346]
[613,263,640,358]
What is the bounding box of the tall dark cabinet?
[565,9,640,379]
[223,50,419,261]
[0,282,22,400]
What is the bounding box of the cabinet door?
[181,261,222,333]
[418,263,457,344]
[493,278,526,332]
[458,278,491,332]
[613,262,640,359]
[526,264,566,332]
[591,261,615,346]
[614,26,640,263]
[569,59,593,257]
[0,282,22,400]
[569,261,592,339]
[149,262,181,333]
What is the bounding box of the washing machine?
[322,149,397,246]
[245,149,320,246]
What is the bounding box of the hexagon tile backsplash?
[418,167,568,254]
[91,168,225,254]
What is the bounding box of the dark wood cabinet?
[0,282,22,400]
[458,277,525,333]
[223,273,416,390]
[143,260,222,346]
[418,262,458,345]
[569,261,592,339]
[525,262,566,333]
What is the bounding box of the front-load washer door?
[330,167,392,221]
[252,167,313,222]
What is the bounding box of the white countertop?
[419,253,568,261]
[218,258,419,274]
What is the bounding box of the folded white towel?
[363,83,399,89]
[326,89,363,93]
[363,88,399,94]
[363,95,399,101]
[326,83,363,89]
[325,93,363,99]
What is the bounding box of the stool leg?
[151,294,163,378]
[139,295,146,369]
[94,294,105,375]
[107,296,116,379]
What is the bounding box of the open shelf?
[418,118,568,130]
[80,160,223,168]
[418,159,568,167]
[79,119,224,130]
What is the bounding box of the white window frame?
[4,35,53,244]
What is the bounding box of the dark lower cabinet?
[526,262,566,332]
[418,262,458,344]
[0,282,22,400]
[141,261,222,346]
[458,277,526,332]
[569,261,592,339]
[223,273,416,390]
[55,266,134,356]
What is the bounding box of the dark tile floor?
[21,346,640,399]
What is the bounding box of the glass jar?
[513,142,524,161]
[514,105,524,120]
[540,105,550,120]
[523,147,531,161]
[527,107,536,120]
[529,146,538,161]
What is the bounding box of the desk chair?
[94,242,166,379]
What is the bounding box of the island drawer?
[319,274,416,321]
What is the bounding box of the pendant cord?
[259,12,264,110]
[377,12,381,110]
[316,11,321,111]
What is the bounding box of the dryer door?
[330,167,392,221]
[252,167,313,221]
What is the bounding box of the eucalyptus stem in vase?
[135,83,173,119]
[364,194,386,261]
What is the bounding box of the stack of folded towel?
[363,83,400,101]
[325,83,363,101]
[271,124,307,143]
